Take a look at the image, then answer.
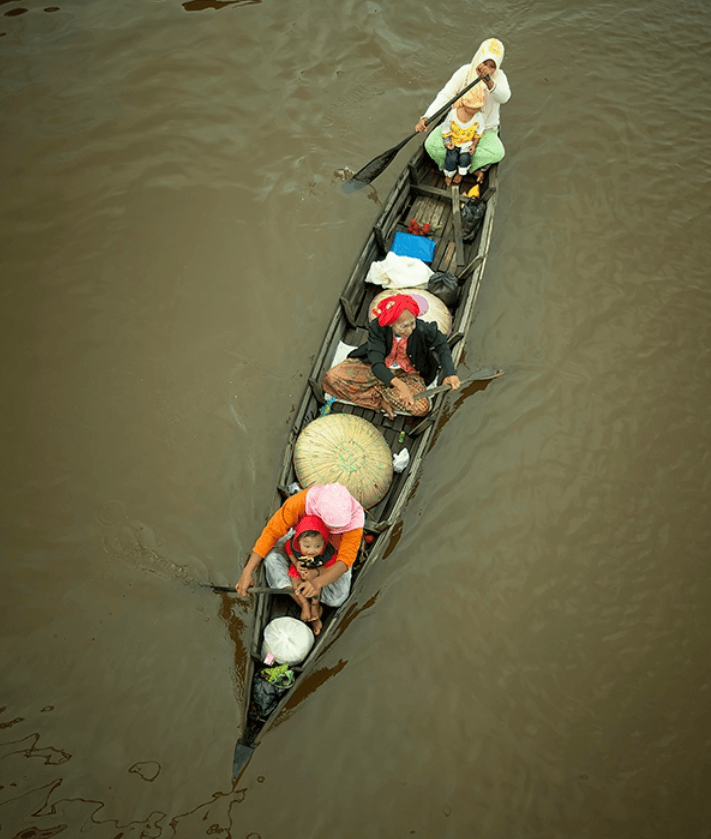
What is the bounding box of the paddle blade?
[352,147,400,184]
[232,743,255,781]
[410,370,504,401]
[470,368,504,381]
[352,133,416,184]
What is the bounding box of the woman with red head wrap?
[321,293,460,418]
[372,293,420,326]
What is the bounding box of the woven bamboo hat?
[369,288,452,335]
[293,414,393,509]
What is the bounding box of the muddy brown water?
[2,1,710,837]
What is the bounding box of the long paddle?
[352,74,489,185]
[202,584,293,595]
[410,368,503,401]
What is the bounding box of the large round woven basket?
[293,414,393,509]
[369,288,452,336]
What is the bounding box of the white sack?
[366,252,432,289]
[261,617,315,665]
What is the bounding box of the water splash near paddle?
[334,166,379,199]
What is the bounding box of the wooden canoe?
[232,143,501,780]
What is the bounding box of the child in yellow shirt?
[440,83,486,186]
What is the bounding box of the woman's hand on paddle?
[476,64,494,89]
[235,550,262,596]
[235,569,254,596]
[295,578,321,599]
[391,377,415,409]
[415,117,430,133]
[443,375,461,391]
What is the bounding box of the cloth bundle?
[366,252,432,289]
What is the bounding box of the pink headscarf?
[305,483,365,534]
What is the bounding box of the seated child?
[284,514,339,636]
[440,83,486,186]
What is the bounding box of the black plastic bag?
[461,198,485,243]
[251,665,295,720]
[427,271,461,309]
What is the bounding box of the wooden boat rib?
[232,143,500,779]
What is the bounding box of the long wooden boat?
[232,143,501,779]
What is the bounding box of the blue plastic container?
[390,231,436,264]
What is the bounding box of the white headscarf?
[466,38,505,83]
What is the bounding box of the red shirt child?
[284,515,339,634]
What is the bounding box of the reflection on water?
[183,0,260,10]
[0,743,256,839]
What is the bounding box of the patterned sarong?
[322,360,430,417]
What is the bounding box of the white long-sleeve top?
[422,64,511,131]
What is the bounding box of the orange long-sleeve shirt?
[252,489,363,568]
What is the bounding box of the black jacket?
[348,318,456,386]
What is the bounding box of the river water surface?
[2,1,710,837]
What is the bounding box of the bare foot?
[453,173,463,184]
[444,176,453,187]
[311,604,323,636]
[474,169,484,184]
[300,603,312,623]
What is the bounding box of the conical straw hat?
[293,414,393,509]
[369,288,452,335]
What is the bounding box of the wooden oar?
[352,75,489,185]
[410,368,503,401]
[202,584,293,595]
